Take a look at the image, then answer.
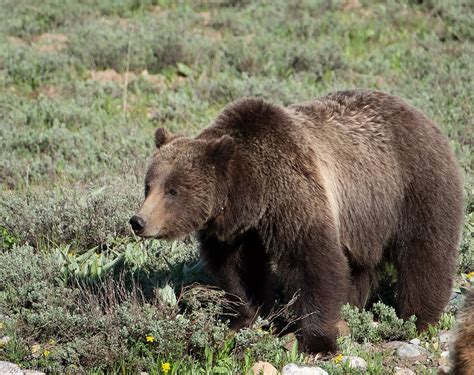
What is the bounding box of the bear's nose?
[129,215,146,233]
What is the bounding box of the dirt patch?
[341,0,361,12]
[199,11,212,26]
[88,69,167,90]
[33,33,68,53]
[89,69,134,84]
[37,85,63,99]
[7,36,27,47]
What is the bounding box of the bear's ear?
[206,135,235,170]
[154,127,174,148]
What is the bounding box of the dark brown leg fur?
[278,222,351,353]
[198,230,272,329]
[394,186,459,330]
[347,263,378,309]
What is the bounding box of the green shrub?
[0,184,141,249]
[341,303,417,343]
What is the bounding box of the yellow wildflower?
[466,272,474,280]
[334,354,344,364]
[31,344,41,354]
[48,338,56,345]
[146,335,155,343]
[43,349,51,357]
[162,362,171,374]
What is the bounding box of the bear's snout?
[129,215,146,234]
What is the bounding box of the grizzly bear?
[451,288,474,374]
[130,89,464,353]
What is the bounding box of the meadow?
[0,0,472,373]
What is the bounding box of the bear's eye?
[167,188,178,196]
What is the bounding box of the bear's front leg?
[198,234,262,330]
[279,223,351,353]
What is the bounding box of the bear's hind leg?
[393,233,457,330]
[348,266,378,309]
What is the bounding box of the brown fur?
[132,89,464,353]
[451,288,474,374]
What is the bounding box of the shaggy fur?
[451,288,474,374]
[132,90,464,353]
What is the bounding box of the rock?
[383,341,405,350]
[397,343,422,359]
[251,361,278,375]
[409,338,420,346]
[336,320,350,337]
[282,364,328,375]
[283,333,298,351]
[23,370,46,375]
[342,356,367,371]
[438,365,451,374]
[439,351,450,366]
[0,361,23,375]
[393,367,415,375]
[439,331,452,344]
[0,336,10,347]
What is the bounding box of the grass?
[0,0,472,373]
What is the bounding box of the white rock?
[409,338,420,346]
[394,368,415,375]
[0,361,23,375]
[342,356,368,371]
[438,365,451,374]
[383,341,405,350]
[0,336,10,347]
[439,331,452,344]
[440,351,450,358]
[23,370,46,375]
[397,343,422,358]
[439,351,450,366]
[282,364,328,375]
[251,361,278,375]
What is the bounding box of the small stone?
[251,361,278,375]
[393,368,415,375]
[342,356,368,372]
[282,364,328,375]
[283,333,298,351]
[0,361,23,375]
[335,320,350,337]
[439,331,452,344]
[0,336,10,347]
[439,351,450,366]
[383,341,405,350]
[438,365,451,374]
[409,338,420,346]
[397,343,422,359]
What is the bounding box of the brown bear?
[130,89,464,353]
[451,288,474,374]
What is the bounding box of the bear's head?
[130,127,235,240]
